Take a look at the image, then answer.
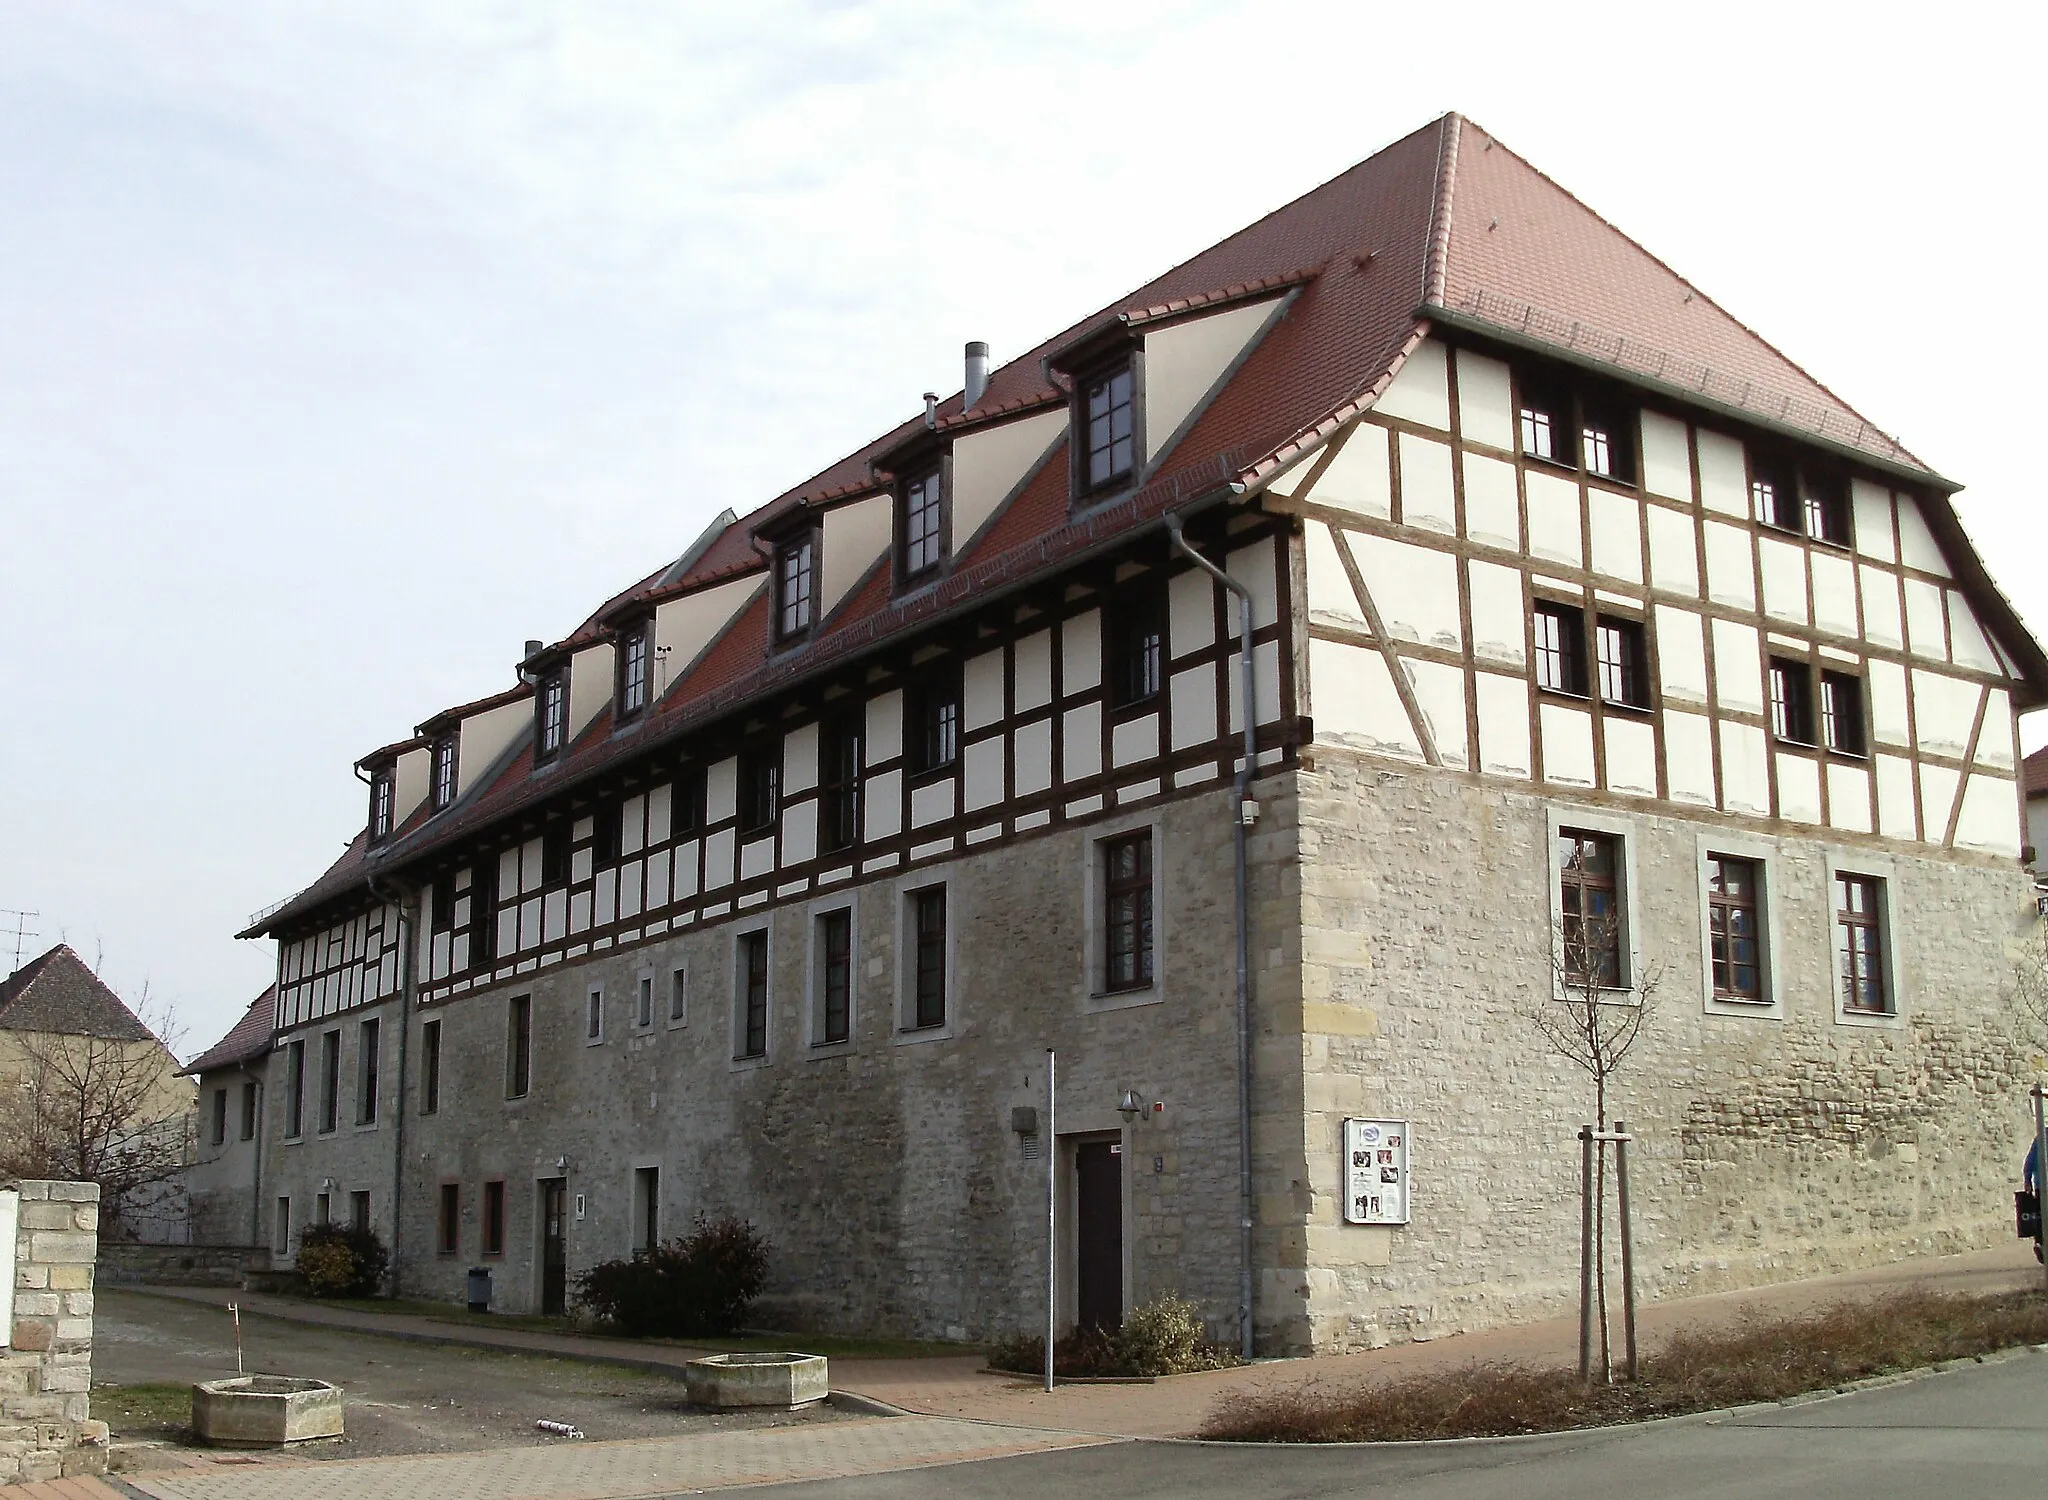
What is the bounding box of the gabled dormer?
[356,735,428,845]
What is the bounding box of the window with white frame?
[1556,828,1624,989]
[1705,854,1765,1003]
[1835,873,1890,1015]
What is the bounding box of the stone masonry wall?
[98,1242,272,1288]
[1,1180,106,1484]
[1281,748,2039,1353]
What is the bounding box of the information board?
[1342,1117,1410,1226]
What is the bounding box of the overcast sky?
[3,0,2039,1053]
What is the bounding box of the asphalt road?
[743,1350,2048,1500]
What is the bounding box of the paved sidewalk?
[114,1417,1113,1500]
[8,1480,125,1500]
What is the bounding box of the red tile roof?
[2024,745,2048,798]
[182,986,276,1075]
[0,945,159,1043]
[247,114,2048,938]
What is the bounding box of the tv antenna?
[0,910,40,975]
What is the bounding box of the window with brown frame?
[1108,581,1165,709]
[673,764,707,835]
[368,769,395,843]
[431,735,458,810]
[1556,829,1624,989]
[907,669,960,776]
[818,713,861,852]
[775,534,816,640]
[436,1183,460,1257]
[430,871,456,935]
[900,468,945,580]
[816,908,852,1045]
[1517,374,1573,466]
[1835,873,1888,1013]
[317,1029,340,1134]
[592,801,620,866]
[1769,658,1816,745]
[737,930,769,1058]
[534,669,567,762]
[739,745,780,833]
[1821,670,1866,756]
[910,887,947,1028]
[616,619,652,719]
[1533,601,1587,696]
[210,1088,227,1147]
[482,1180,506,1257]
[470,858,497,966]
[1103,831,1154,992]
[240,1079,258,1140]
[1579,397,1637,485]
[1706,855,1763,1002]
[1595,616,1650,709]
[1082,364,1136,493]
[1752,454,1801,531]
[505,995,532,1099]
[540,819,570,884]
[1803,471,1852,546]
[285,1039,306,1137]
[421,1018,442,1114]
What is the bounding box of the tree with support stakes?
[1999,912,2048,1286]
[1533,890,1663,1385]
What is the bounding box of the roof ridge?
[1422,111,1461,306]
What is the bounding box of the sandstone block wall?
[1,1181,106,1484]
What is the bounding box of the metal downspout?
[368,875,418,1297]
[1164,511,1258,1360]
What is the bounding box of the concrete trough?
[191,1376,344,1447]
[684,1352,829,1410]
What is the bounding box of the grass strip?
[1200,1288,2048,1442]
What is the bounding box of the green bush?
[575,1213,770,1337]
[295,1222,390,1298]
[988,1293,1241,1377]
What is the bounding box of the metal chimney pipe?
[519,639,543,683]
[964,341,990,409]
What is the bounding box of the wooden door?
[1075,1140,1123,1331]
[540,1178,567,1316]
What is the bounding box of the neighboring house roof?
[246,112,2048,939]
[2024,746,2048,799]
[0,945,158,1043]
[180,986,277,1077]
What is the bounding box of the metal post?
[1614,1121,1638,1382]
[1046,1049,1057,1393]
[2033,1083,2047,1295]
[1578,1124,1594,1381]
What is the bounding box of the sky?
[2,0,2041,1054]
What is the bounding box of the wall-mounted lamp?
[554,1156,569,1172]
[1117,1089,1145,1124]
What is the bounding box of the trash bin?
[2017,1190,2041,1242]
[467,1266,493,1313]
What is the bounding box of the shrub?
[575,1213,770,1337]
[988,1293,1241,1378]
[295,1222,390,1298]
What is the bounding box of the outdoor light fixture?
[1117,1088,1145,1123]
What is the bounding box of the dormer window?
[899,468,946,582]
[431,736,458,811]
[1082,364,1136,493]
[775,534,817,640]
[1517,375,1571,466]
[1580,398,1637,485]
[535,669,567,763]
[1752,454,1801,531]
[368,769,395,843]
[616,620,651,720]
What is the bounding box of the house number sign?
[1343,1118,1410,1226]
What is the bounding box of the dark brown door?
[1075,1141,1123,1331]
[540,1179,567,1316]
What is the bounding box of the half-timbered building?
[242,114,2047,1351]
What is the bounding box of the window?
[421,1018,442,1114]
[1557,829,1624,989]
[816,908,852,1045]
[506,995,532,1098]
[1109,582,1165,709]
[318,1030,340,1134]
[737,931,769,1059]
[776,536,816,639]
[482,1180,506,1257]
[1517,375,1571,465]
[617,619,651,719]
[429,870,456,936]
[357,1018,380,1125]
[286,1039,306,1137]
[210,1088,228,1147]
[669,966,689,1025]
[1706,856,1763,1002]
[739,745,780,833]
[1821,671,1866,756]
[901,467,945,579]
[350,1191,371,1233]
[470,860,497,967]
[432,735,458,811]
[541,819,570,885]
[1533,602,1587,696]
[316,1191,331,1225]
[1579,399,1636,484]
[1753,455,1801,531]
[437,1183,460,1257]
[673,765,707,836]
[592,803,620,867]
[274,1197,292,1255]
[637,975,653,1029]
[1769,658,1816,745]
[634,1166,660,1254]
[1082,364,1136,492]
[911,887,947,1029]
[1836,874,1888,1013]
[1803,471,1851,546]
[1596,617,1649,710]
[240,1080,258,1141]
[1103,832,1154,992]
[368,769,395,843]
[535,669,567,762]
[586,986,604,1043]
[819,714,862,853]
[908,670,960,776]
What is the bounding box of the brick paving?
[7,1480,126,1500]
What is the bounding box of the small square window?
[1595,617,1649,709]
[1083,365,1136,491]
[1821,671,1866,756]
[1769,658,1816,745]
[1533,601,1587,697]
[776,535,816,639]
[901,468,946,580]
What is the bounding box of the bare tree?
[1533,903,1664,1383]
[0,984,192,1238]
[2006,914,2048,1048]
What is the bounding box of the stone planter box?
[684,1352,828,1410]
[191,1376,344,1446]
